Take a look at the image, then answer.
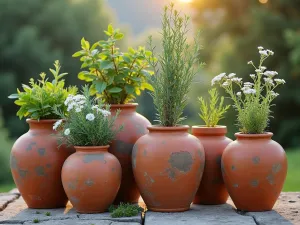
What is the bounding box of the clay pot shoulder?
[222,132,287,211]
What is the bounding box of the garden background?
[0,0,299,192]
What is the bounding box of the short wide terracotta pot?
[62,146,121,213]
[192,126,232,205]
[222,133,287,212]
[10,119,74,209]
[109,103,151,204]
[132,126,205,212]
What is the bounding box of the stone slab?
[23,220,141,225]
[0,194,19,211]
[145,203,256,225]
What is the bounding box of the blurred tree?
[192,0,300,148]
[0,0,115,137]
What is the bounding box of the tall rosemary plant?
[147,3,204,126]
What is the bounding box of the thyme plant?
[73,24,155,104]
[147,3,204,126]
[53,86,122,146]
[8,61,77,120]
[198,88,230,127]
[212,47,286,134]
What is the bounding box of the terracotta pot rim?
[109,103,138,108]
[74,145,110,151]
[192,125,227,136]
[147,125,189,132]
[235,132,273,139]
[26,119,61,124]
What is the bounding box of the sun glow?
[179,0,193,3]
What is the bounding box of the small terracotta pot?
[192,126,232,205]
[10,119,74,208]
[133,125,205,212]
[109,103,151,204]
[222,132,287,211]
[62,146,121,213]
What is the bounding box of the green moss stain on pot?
[168,151,193,173]
[35,166,46,176]
[37,148,46,156]
[115,140,134,155]
[252,156,260,164]
[83,154,106,164]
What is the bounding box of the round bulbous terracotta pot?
[62,146,122,213]
[10,119,74,208]
[222,132,287,212]
[109,103,151,204]
[132,125,205,212]
[192,126,232,205]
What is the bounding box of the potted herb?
[72,25,154,203]
[57,86,122,213]
[8,61,77,208]
[132,3,205,212]
[212,47,287,211]
[192,88,232,205]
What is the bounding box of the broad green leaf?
[125,84,135,94]
[123,55,131,63]
[108,87,122,93]
[94,80,107,94]
[115,33,124,40]
[72,50,85,57]
[141,82,154,91]
[108,24,114,34]
[131,77,142,82]
[100,60,114,70]
[90,42,99,50]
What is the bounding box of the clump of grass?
[45,212,51,216]
[109,203,143,218]
[33,218,40,223]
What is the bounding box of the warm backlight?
[179,0,193,3]
[259,0,268,3]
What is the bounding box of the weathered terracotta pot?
[10,119,74,208]
[62,146,121,213]
[132,125,205,212]
[192,126,232,205]
[222,133,287,211]
[109,103,151,204]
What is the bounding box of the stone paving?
[0,190,299,225]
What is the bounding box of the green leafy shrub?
[54,86,122,146]
[33,218,40,223]
[147,3,204,126]
[8,61,77,120]
[212,47,286,134]
[198,88,230,127]
[109,203,143,218]
[73,24,155,104]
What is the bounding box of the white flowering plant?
[53,86,122,146]
[212,47,286,134]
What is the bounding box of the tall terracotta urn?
[192,126,232,205]
[222,133,287,211]
[132,126,205,212]
[109,103,151,204]
[10,119,74,208]
[62,146,122,213]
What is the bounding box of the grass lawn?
[0,150,299,193]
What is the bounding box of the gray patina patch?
[18,169,28,178]
[233,183,239,188]
[197,149,203,159]
[272,163,282,173]
[251,179,259,187]
[35,166,45,176]
[252,156,260,164]
[135,123,147,135]
[216,155,222,166]
[132,144,138,169]
[144,172,155,184]
[70,196,79,204]
[26,142,36,151]
[37,148,46,156]
[85,179,94,187]
[83,154,106,164]
[168,151,193,173]
[115,140,134,155]
[232,165,236,171]
[143,149,147,156]
[10,155,18,169]
[267,173,275,185]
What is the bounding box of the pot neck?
[110,103,137,115]
[148,125,190,134]
[192,126,227,136]
[27,119,58,131]
[235,132,273,140]
[74,145,109,153]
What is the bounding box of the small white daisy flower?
[64,128,70,136]
[270,91,279,97]
[250,74,256,79]
[228,73,236,78]
[53,119,63,131]
[274,79,286,84]
[86,113,95,121]
[236,92,242,96]
[258,46,264,50]
[247,61,253,65]
[211,73,226,86]
[259,50,268,56]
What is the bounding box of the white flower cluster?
[264,77,275,86]
[211,73,226,86]
[65,94,86,112]
[270,91,279,97]
[53,119,63,131]
[258,46,274,56]
[264,71,278,77]
[274,79,286,84]
[91,105,111,117]
[86,113,95,121]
